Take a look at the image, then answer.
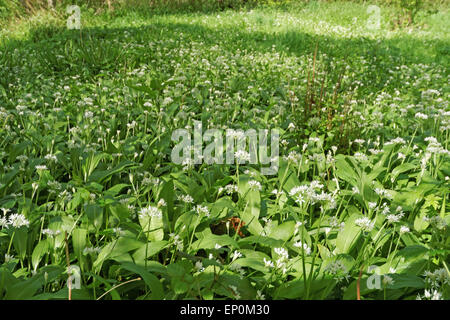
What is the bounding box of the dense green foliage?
[0,1,449,300]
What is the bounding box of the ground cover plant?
[0,0,449,300]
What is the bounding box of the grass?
[0,1,449,300]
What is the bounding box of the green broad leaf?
[104,184,130,197]
[238,235,284,248]
[231,258,266,273]
[93,237,144,272]
[88,160,138,184]
[82,152,109,182]
[120,262,164,299]
[31,239,49,271]
[396,245,429,260]
[335,155,360,187]
[389,273,426,289]
[132,241,169,265]
[4,274,44,300]
[84,204,103,230]
[108,203,130,221]
[414,210,429,232]
[139,212,164,241]
[215,272,256,299]
[391,163,416,179]
[274,278,334,299]
[84,272,120,300]
[158,178,174,225]
[191,234,238,251]
[72,228,87,269]
[278,159,301,193]
[12,226,28,261]
[167,262,193,295]
[269,220,296,241]
[238,176,264,235]
[335,214,362,254]
[210,197,235,219]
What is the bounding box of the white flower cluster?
[0,212,30,229]
[234,150,251,162]
[374,187,393,200]
[324,260,349,282]
[293,241,311,255]
[423,215,447,230]
[177,194,194,204]
[248,180,262,191]
[416,289,442,300]
[218,184,238,195]
[195,205,210,217]
[42,228,61,237]
[283,150,301,164]
[424,137,450,156]
[355,217,375,232]
[273,247,290,274]
[169,232,184,251]
[138,205,163,219]
[289,181,336,208]
[423,268,450,288]
[83,246,102,255]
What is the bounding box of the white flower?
[44,154,57,162]
[399,226,410,234]
[157,199,166,207]
[138,205,162,219]
[293,241,311,255]
[288,122,296,131]
[4,253,14,263]
[355,217,375,232]
[415,112,428,120]
[8,214,30,228]
[42,228,61,237]
[274,247,289,260]
[354,152,368,162]
[248,180,262,191]
[35,165,48,171]
[423,268,450,288]
[84,111,94,119]
[231,250,242,261]
[324,260,349,282]
[195,205,210,217]
[178,194,194,204]
[0,216,8,228]
[368,202,377,210]
[386,214,402,224]
[235,150,250,162]
[382,275,394,286]
[195,261,204,272]
[263,257,274,268]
